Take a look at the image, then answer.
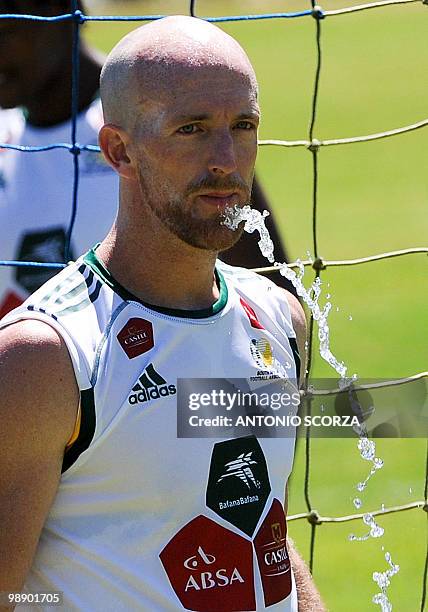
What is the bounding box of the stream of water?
[223,205,399,610]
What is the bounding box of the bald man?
[0,17,324,612]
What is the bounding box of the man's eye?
[235,121,254,130]
[177,124,199,134]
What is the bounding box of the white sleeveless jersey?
[0,102,118,318]
[1,248,301,612]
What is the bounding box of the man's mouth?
[196,192,240,209]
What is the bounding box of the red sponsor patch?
[239,297,264,330]
[0,290,23,319]
[254,498,292,607]
[117,318,154,359]
[160,515,255,611]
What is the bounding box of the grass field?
[84,2,427,609]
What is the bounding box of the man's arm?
[0,320,79,601]
[288,538,327,611]
[285,293,327,611]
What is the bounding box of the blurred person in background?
[0,0,294,319]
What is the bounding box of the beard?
[138,171,252,252]
[154,198,248,251]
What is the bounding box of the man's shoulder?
[0,318,79,453]
[282,289,306,357]
[0,317,70,360]
[0,254,106,390]
[218,259,307,365]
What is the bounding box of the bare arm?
[288,538,327,611]
[0,320,79,604]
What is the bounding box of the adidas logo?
[128,363,176,405]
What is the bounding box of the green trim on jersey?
[84,247,228,319]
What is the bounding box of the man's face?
[0,1,69,109]
[130,64,259,252]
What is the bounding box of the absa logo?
[160,515,255,611]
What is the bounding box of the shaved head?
[100,15,258,128]
[98,16,259,253]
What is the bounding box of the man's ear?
[98,124,136,180]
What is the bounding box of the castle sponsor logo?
[128,363,176,404]
[160,515,255,611]
[117,317,154,359]
[206,437,271,537]
[254,499,292,607]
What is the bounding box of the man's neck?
[96,222,221,312]
[25,48,103,127]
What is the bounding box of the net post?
[420,441,428,610]
[65,0,83,263]
[300,0,325,574]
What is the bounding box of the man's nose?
[207,130,238,175]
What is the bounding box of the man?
[0,16,324,611]
[0,0,293,319]
[0,0,116,317]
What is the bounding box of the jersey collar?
[83,246,228,319]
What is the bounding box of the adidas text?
[129,384,176,404]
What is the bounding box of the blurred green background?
[84,1,427,609]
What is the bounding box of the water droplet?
[353,497,362,509]
[371,552,400,611]
[409,487,412,494]
[336,306,340,312]
[362,513,384,538]
[358,437,375,460]
[349,315,353,321]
